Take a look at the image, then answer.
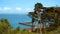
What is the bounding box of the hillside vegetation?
[0,18,60,34]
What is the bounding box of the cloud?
[0,7,33,14]
[24,8,31,11]
[21,8,33,14]
[16,8,22,11]
[3,7,11,10]
[0,8,2,10]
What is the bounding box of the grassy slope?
[47,27,60,34]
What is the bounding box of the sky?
[0,0,60,14]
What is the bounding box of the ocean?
[0,14,31,29]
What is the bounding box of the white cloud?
[24,8,31,11]
[21,8,33,14]
[0,8,2,10]
[26,8,31,11]
[16,8,22,11]
[0,7,33,14]
[3,7,11,10]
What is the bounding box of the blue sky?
[0,0,60,14]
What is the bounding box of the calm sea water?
[0,14,31,29]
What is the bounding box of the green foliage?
[0,18,12,34]
[0,18,37,34]
[28,3,60,34]
[16,26,20,31]
[34,2,43,10]
[0,2,60,34]
[28,12,35,18]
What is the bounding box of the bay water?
[0,14,31,29]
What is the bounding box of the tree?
[28,3,44,34]
[13,26,21,34]
[28,2,60,34]
[0,18,12,34]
